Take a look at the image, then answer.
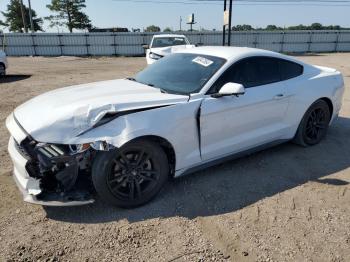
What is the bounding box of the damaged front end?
[13,136,96,206]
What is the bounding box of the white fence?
[1,30,350,56]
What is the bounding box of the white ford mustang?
[6,47,344,207]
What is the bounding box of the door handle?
[273,94,285,99]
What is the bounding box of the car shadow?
[44,116,350,224]
[0,74,31,84]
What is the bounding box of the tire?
[92,140,169,208]
[0,64,5,76]
[293,99,331,147]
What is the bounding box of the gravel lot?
[0,54,350,262]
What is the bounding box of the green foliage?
[232,23,348,31]
[265,24,283,31]
[145,25,161,32]
[310,23,323,30]
[0,20,7,27]
[1,0,43,32]
[231,24,254,31]
[46,0,92,33]
[163,27,172,32]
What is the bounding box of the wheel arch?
[0,62,5,76]
[319,97,334,117]
[293,97,333,146]
[125,135,176,177]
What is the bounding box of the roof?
[177,46,289,61]
[153,34,187,38]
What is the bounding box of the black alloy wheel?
[294,100,331,146]
[0,64,5,76]
[107,148,160,201]
[304,107,328,143]
[92,140,169,208]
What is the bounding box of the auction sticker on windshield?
[192,56,214,67]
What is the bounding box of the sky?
[0,0,349,32]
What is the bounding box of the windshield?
[151,37,188,48]
[134,53,226,95]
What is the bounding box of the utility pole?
[228,0,233,46]
[180,16,182,31]
[19,0,28,33]
[27,0,35,32]
[222,0,227,46]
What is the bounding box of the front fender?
[72,100,203,170]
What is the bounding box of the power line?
[193,0,350,2]
[195,0,350,1]
[112,0,350,4]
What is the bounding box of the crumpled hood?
[14,79,188,143]
[150,45,195,57]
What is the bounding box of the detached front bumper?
[8,136,42,204]
[6,113,94,206]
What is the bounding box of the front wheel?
[92,140,169,208]
[293,100,331,146]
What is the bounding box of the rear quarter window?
[279,60,304,81]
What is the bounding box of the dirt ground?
[0,53,350,262]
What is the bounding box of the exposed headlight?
[69,143,91,154]
[149,52,162,60]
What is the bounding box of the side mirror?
[212,83,245,98]
[142,44,149,50]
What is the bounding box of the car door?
[200,56,291,161]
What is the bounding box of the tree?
[310,23,323,30]
[46,0,92,33]
[163,27,172,32]
[231,23,347,31]
[326,25,341,30]
[266,25,283,31]
[0,20,7,27]
[288,24,308,30]
[145,25,161,32]
[1,0,43,32]
[231,24,253,31]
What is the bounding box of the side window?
[209,61,241,92]
[279,60,303,80]
[231,60,259,88]
[208,57,281,94]
[252,57,280,86]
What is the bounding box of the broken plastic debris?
[27,179,42,195]
[91,141,110,151]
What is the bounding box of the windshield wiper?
[138,81,171,94]
[145,83,169,93]
[159,88,169,94]
[126,77,136,81]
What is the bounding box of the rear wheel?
[293,100,331,146]
[92,140,169,208]
[0,64,5,76]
